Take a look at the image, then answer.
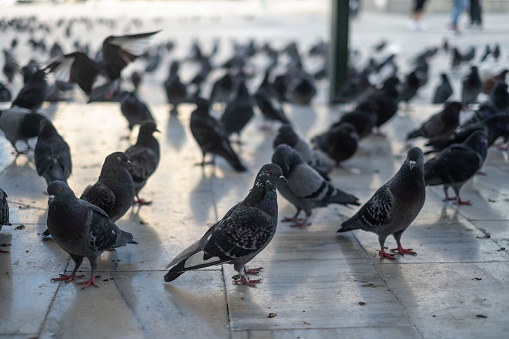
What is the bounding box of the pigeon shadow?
[288,104,317,137]
[189,169,216,226]
[166,113,187,151]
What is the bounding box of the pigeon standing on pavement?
[125,121,160,205]
[272,145,359,227]
[47,181,137,289]
[80,152,135,221]
[120,91,155,131]
[311,123,359,166]
[406,101,463,142]
[164,60,187,114]
[462,66,482,105]
[221,81,254,143]
[34,119,72,185]
[11,69,49,110]
[164,164,287,287]
[190,98,247,172]
[424,130,488,205]
[432,73,453,104]
[0,107,46,153]
[0,188,9,253]
[337,147,426,260]
[0,82,11,102]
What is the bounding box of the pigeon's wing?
[79,199,110,219]
[287,164,328,201]
[46,52,100,95]
[55,141,72,179]
[87,211,121,251]
[126,146,158,182]
[424,145,480,185]
[420,113,446,139]
[343,184,393,231]
[80,182,116,214]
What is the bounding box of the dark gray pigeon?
[424,130,488,205]
[34,119,72,185]
[209,71,235,106]
[311,123,359,166]
[80,152,135,221]
[120,91,154,131]
[125,121,160,205]
[191,97,247,172]
[272,145,359,227]
[0,107,46,153]
[462,66,482,105]
[0,82,11,102]
[164,60,187,114]
[220,81,254,143]
[0,188,9,253]
[338,147,426,260]
[406,101,463,142]
[254,69,291,126]
[164,164,287,287]
[47,181,136,288]
[11,69,49,110]
[432,73,453,104]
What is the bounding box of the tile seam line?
[230,325,419,331]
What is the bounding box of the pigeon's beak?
[409,160,416,170]
[126,160,134,169]
[279,175,288,184]
[155,129,161,133]
[48,195,55,205]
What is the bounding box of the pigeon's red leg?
[233,273,261,287]
[243,266,263,275]
[455,197,471,206]
[0,248,10,253]
[391,243,417,255]
[78,274,98,289]
[443,196,457,201]
[290,217,311,228]
[51,274,85,283]
[371,127,387,137]
[379,247,396,260]
[476,170,487,176]
[134,198,152,205]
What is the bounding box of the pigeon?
[399,70,421,108]
[80,152,135,221]
[406,101,463,142]
[220,80,254,143]
[0,82,11,102]
[131,71,142,92]
[335,69,372,104]
[272,145,359,227]
[482,69,507,95]
[0,188,9,253]
[424,130,488,205]
[254,70,291,126]
[311,123,359,166]
[190,97,247,172]
[432,73,454,104]
[11,69,49,110]
[451,47,463,70]
[164,164,287,287]
[46,31,159,99]
[120,91,155,131]
[285,68,317,105]
[34,119,72,186]
[47,181,137,289]
[462,66,482,105]
[2,49,18,83]
[490,80,509,112]
[0,107,46,153]
[209,71,235,106]
[163,60,187,114]
[337,147,426,260]
[125,121,160,205]
[335,100,378,139]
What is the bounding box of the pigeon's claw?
[455,198,471,206]
[0,248,10,253]
[290,217,311,228]
[233,275,261,287]
[443,196,457,201]
[244,266,263,275]
[390,244,417,256]
[78,274,99,289]
[379,248,396,260]
[134,198,152,205]
[51,274,85,283]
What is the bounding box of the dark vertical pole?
[329,0,350,104]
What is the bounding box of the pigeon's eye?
[59,188,63,192]
[269,171,273,175]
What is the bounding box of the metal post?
[329,0,350,104]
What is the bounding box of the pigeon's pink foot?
[134,198,152,205]
[476,171,487,176]
[379,248,396,260]
[290,220,312,228]
[0,248,10,253]
[51,274,85,283]
[371,128,387,137]
[391,244,417,255]
[455,198,471,206]
[233,275,261,287]
[244,267,263,275]
[443,196,457,201]
[78,274,98,289]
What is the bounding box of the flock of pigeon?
[0,14,509,289]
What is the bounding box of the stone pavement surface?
[1,2,509,338]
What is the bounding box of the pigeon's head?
[445,101,464,114]
[405,147,424,171]
[104,152,134,171]
[139,120,159,135]
[255,164,287,188]
[47,180,75,204]
[465,130,488,157]
[277,124,294,136]
[38,119,58,138]
[440,73,449,82]
[334,122,359,140]
[271,144,303,176]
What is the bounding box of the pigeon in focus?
[221,80,254,143]
[164,164,287,287]
[337,147,426,260]
[11,69,49,110]
[432,73,453,104]
[272,145,359,227]
[462,66,482,105]
[311,123,359,166]
[120,91,155,131]
[47,181,137,288]
[0,188,9,253]
[34,119,72,186]
[164,60,187,114]
[406,101,463,142]
[0,107,46,153]
[80,152,135,221]
[424,130,488,205]
[125,121,160,205]
[190,97,247,172]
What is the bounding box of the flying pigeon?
[338,147,426,260]
[424,130,488,205]
[0,188,9,253]
[406,101,463,142]
[80,152,135,221]
[34,119,72,185]
[47,181,136,288]
[272,145,359,227]
[164,164,287,287]
[0,107,46,154]
[125,121,160,205]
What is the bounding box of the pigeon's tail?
[330,189,360,207]
[220,144,247,172]
[337,215,362,233]
[164,270,184,282]
[424,139,448,153]
[406,128,423,140]
[113,230,137,248]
